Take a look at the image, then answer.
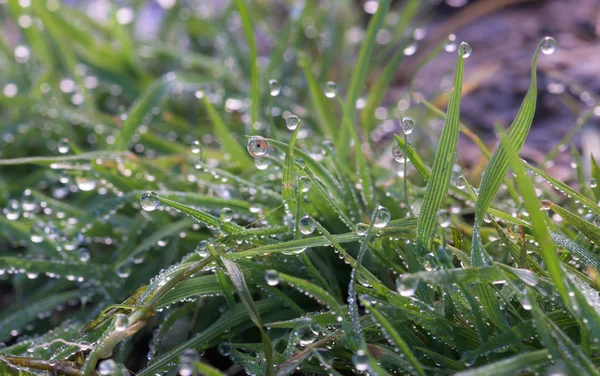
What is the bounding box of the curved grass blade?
[298,55,336,136]
[278,272,342,313]
[471,39,547,267]
[338,0,391,161]
[416,49,464,259]
[456,350,549,376]
[201,96,252,169]
[543,201,600,246]
[0,257,104,282]
[233,0,259,127]
[282,121,302,215]
[360,300,426,376]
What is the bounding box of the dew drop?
[4,199,21,221]
[286,115,300,130]
[98,359,117,375]
[114,314,128,332]
[401,117,415,135]
[255,158,270,170]
[220,207,233,222]
[75,176,96,192]
[355,223,369,236]
[540,200,552,211]
[58,138,70,154]
[265,269,280,286]
[298,326,318,346]
[324,81,337,98]
[437,209,451,228]
[396,277,418,297]
[218,340,232,356]
[455,175,466,189]
[540,36,557,55]
[458,41,472,58]
[179,349,199,376]
[247,137,269,158]
[299,176,312,192]
[298,215,316,235]
[392,145,405,163]
[268,79,281,96]
[444,34,457,52]
[521,294,532,310]
[373,205,390,228]
[591,178,597,189]
[191,140,201,154]
[140,192,159,212]
[424,253,438,272]
[352,349,369,371]
[316,348,334,368]
[195,240,209,257]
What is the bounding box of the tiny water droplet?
[355,222,369,236]
[58,138,70,154]
[195,240,209,257]
[98,359,117,375]
[255,158,270,170]
[299,176,312,192]
[373,205,390,228]
[286,115,300,130]
[191,140,201,154]
[298,215,316,235]
[265,269,280,286]
[4,199,21,221]
[218,340,232,356]
[521,294,532,310]
[396,277,418,297]
[321,140,335,156]
[591,178,597,189]
[444,34,457,52]
[352,349,369,371]
[437,209,451,228]
[401,117,415,135]
[392,145,405,163]
[179,349,199,376]
[458,41,472,58]
[540,36,557,55]
[247,137,269,158]
[269,79,281,96]
[424,253,438,271]
[140,192,159,211]
[316,348,334,368]
[455,175,466,189]
[324,81,337,98]
[298,326,318,346]
[114,314,128,332]
[220,207,233,222]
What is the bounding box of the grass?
[1,1,600,376]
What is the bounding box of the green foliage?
[1,2,599,376]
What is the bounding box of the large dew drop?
[140,192,159,211]
[455,175,466,189]
[247,137,269,158]
[396,277,418,297]
[540,36,557,55]
[179,349,199,376]
[355,223,369,236]
[286,115,300,130]
[114,314,128,332]
[220,207,233,222]
[392,145,405,163]
[265,269,280,286]
[191,140,201,154]
[373,205,390,228]
[268,79,281,96]
[458,41,472,58]
[352,349,369,371]
[298,215,316,235]
[58,138,70,154]
[401,117,415,135]
[324,81,337,98]
[299,176,312,192]
[98,359,117,375]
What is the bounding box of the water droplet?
[321,140,335,156]
[455,175,466,189]
[396,277,418,297]
[424,253,438,271]
[591,178,597,189]
[247,137,269,158]
[286,115,300,130]
[218,340,232,356]
[4,199,21,220]
[540,36,557,55]
[191,140,201,154]
[541,200,552,211]
[392,145,405,163]
[179,349,199,376]
[75,176,96,191]
[299,176,312,192]
[114,314,128,332]
[195,240,209,257]
[140,192,159,211]
[316,348,334,368]
[265,269,280,286]
[355,223,369,236]
[458,41,472,58]
[98,359,117,375]
[255,158,270,170]
[373,205,390,228]
[298,326,318,346]
[220,207,233,222]
[58,138,70,154]
[437,209,451,228]
[324,81,338,98]
[401,118,415,135]
[352,349,369,371]
[268,79,281,96]
[79,247,91,262]
[521,294,532,310]
[298,215,316,235]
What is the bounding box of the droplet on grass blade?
[401,117,415,135]
[374,205,390,228]
[269,79,281,96]
[396,278,418,297]
[265,269,280,286]
[220,207,233,222]
[191,140,201,154]
[437,209,451,228]
[247,137,269,157]
[456,175,466,189]
[140,192,159,212]
[540,36,557,55]
[114,314,128,332]
[286,115,300,130]
[355,223,369,236]
[299,215,316,235]
[58,138,70,154]
[458,41,472,58]
[324,81,338,98]
[352,349,369,371]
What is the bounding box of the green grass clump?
[1,1,600,376]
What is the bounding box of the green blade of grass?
[543,200,600,246]
[456,350,549,376]
[298,55,336,136]
[471,39,546,267]
[233,0,259,127]
[415,48,464,259]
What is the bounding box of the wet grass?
[1,1,600,376]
